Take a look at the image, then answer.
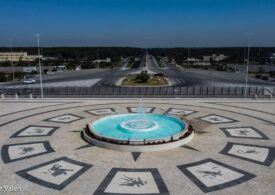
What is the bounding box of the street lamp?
[36,34,44,99]
[9,39,15,81]
[244,38,251,99]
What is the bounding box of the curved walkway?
[0,99,274,194]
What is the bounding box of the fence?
[1,86,274,98]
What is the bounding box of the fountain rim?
[82,121,194,152]
[89,113,187,143]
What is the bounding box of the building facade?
[0,52,41,62]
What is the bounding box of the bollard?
[1,94,4,99]
[29,94,33,99]
[15,94,19,99]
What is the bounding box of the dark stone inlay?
[74,144,94,150]
[131,152,141,162]
[181,145,200,152]
[69,130,83,132]
[1,141,55,163]
[165,108,197,116]
[10,125,59,138]
[44,114,84,123]
[177,158,256,193]
[85,108,116,116]
[220,126,269,140]
[1,102,274,128]
[93,168,169,195]
[16,157,92,190]
[126,107,156,113]
[220,142,275,166]
[198,114,238,124]
[207,102,275,116]
[0,102,75,118]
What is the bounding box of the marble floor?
[0,98,274,195]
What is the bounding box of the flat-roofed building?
[203,54,228,62]
[92,58,111,63]
[0,52,41,62]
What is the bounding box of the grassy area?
[121,74,168,86]
[126,63,133,68]
[0,71,37,82]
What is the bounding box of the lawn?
[121,74,168,86]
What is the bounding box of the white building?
[92,58,111,64]
[0,52,41,62]
[54,65,66,71]
[203,54,228,62]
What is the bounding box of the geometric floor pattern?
[220,127,269,140]
[127,107,156,113]
[10,125,59,138]
[220,142,275,166]
[86,108,116,116]
[0,99,274,194]
[166,108,196,116]
[177,158,256,193]
[44,114,84,123]
[93,168,169,195]
[1,141,55,163]
[16,157,92,190]
[199,114,238,124]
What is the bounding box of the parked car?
[261,76,270,81]
[23,79,36,84]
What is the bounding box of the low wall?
[83,129,194,152]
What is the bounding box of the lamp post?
[9,39,15,81]
[244,38,251,99]
[36,34,43,99]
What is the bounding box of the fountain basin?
[90,114,185,141]
[83,113,194,152]
[120,119,159,132]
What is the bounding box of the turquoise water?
[90,114,186,141]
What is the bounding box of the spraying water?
[120,98,158,132]
[137,98,146,121]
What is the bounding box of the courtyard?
[0,98,274,194]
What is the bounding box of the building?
[54,65,66,71]
[0,52,41,62]
[183,58,211,66]
[203,54,228,62]
[92,58,111,64]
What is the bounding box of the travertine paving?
[0,98,274,195]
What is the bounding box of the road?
[1,54,274,88]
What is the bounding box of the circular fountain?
[83,99,194,152]
[120,119,159,132]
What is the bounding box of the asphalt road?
[147,55,275,87]
[1,54,275,88]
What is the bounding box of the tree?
[136,71,150,83]
[66,64,76,70]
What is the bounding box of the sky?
[0,0,275,48]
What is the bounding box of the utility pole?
[36,34,43,99]
[187,48,190,66]
[244,38,251,99]
[97,48,99,69]
[9,39,15,81]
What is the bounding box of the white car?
[23,79,36,84]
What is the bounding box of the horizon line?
[0,46,275,49]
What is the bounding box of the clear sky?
[0,0,275,47]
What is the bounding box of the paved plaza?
[0,98,275,194]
